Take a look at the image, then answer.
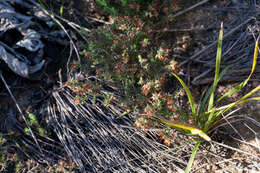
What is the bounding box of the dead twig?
[0,71,43,154]
[180,17,255,67]
[172,0,211,19]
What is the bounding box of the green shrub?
[68,7,187,142]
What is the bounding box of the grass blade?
[217,37,259,102]
[214,85,260,116]
[172,73,196,121]
[234,97,260,103]
[216,96,260,112]
[198,66,228,117]
[209,96,260,130]
[158,116,211,141]
[190,129,211,142]
[203,108,216,132]
[37,0,48,11]
[116,109,131,119]
[208,23,223,111]
[223,85,260,112]
[185,141,201,173]
[59,0,64,17]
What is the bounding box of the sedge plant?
[157,23,260,172]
